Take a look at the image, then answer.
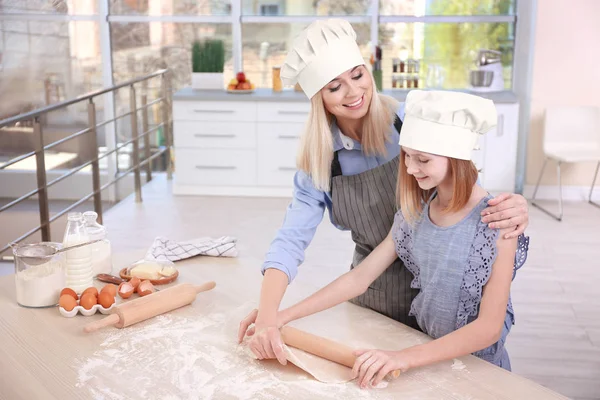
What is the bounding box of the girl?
[274,90,529,388]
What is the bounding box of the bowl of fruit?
[227,72,255,93]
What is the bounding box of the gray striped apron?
[330,118,420,329]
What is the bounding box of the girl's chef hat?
[399,90,498,160]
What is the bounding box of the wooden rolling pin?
[83,281,216,333]
[281,326,401,378]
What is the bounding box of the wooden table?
[0,179,569,399]
[0,253,568,400]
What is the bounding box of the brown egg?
[79,293,97,310]
[59,294,78,311]
[81,287,98,298]
[98,292,115,309]
[137,280,155,297]
[118,282,134,299]
[100,284,117,298]
[60,288,78,301]
[128,277,141,290]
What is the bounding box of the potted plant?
[191,39,225,90]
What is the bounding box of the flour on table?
[76,304,383,400]
[451,359,467,371]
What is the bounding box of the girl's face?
[320,65,373,120]
[402,147,450,190]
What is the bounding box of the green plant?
[192,39,225,73]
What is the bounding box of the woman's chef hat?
[399,90,498,161]
[280,19,365,99]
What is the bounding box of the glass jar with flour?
[63,212,94,293]
[12,242,66,308]
[83,211,113,275]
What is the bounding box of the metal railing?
[0,69,173,256]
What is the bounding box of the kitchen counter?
[174,87,519,104]
[0,176,564,400]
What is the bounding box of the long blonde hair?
[397,151,479,225]
[296,78,399,191]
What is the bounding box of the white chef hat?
[399,90,497,161]
[280,19,365,99]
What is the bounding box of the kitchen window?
[0,0,520,111]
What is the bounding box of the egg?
[59,294,78,311]
[80,293,97,310]
[100,284,117,298]
[97,292,115,309]
[60,288,78,301]
[137,280,155,296]
[128,277,141,290]
[118,282,134,299]
[81,287,98,298]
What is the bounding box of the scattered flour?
[76,305,386,400]
[451,359,467,371]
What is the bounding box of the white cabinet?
[257,122,303,187]
[173,93,519,197]
[176,148,257,186]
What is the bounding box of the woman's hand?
[352,349,411,389]
[481,193,529,239]
[238,309,288,365]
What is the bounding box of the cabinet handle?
[195,165,236,170]
[478,168,483,173]
[194,134,235,138]
[277,110,308,115]
[278,134,299,139]
[193,109,234,114]
[496,114,504,137]
[278,167,296,171]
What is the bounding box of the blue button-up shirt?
[261,103,406,283]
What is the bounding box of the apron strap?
[393,114,403,134]
[331,151,343,178]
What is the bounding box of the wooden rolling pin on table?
[84,281,216,333]
[281,326,401,378]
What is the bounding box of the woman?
[237,19,529,365]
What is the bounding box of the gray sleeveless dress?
[392,194,529,370]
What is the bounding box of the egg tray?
[59,297,117,318]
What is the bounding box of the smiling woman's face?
[320,65,373,120]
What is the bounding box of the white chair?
[532,106,600,221]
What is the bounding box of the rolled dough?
[283,344,353,384]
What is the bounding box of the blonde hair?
[296,78,399,191]
[397,151,479,225]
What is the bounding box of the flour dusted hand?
[352,349,410,389]
[238,308,287,365]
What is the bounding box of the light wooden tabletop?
[0,178,571,399]
[0,250,568,400]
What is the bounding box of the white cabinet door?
[175,148,257,186]
[257,122,303,187]
[257,102,311,123]
[174,121,256,149]
[173,101,257,122]
[483,103,519,192]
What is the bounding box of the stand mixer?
[469,49,504,92]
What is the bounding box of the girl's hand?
[238,309,288,365]
[481,193,529,239]
[351,349,411,389]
